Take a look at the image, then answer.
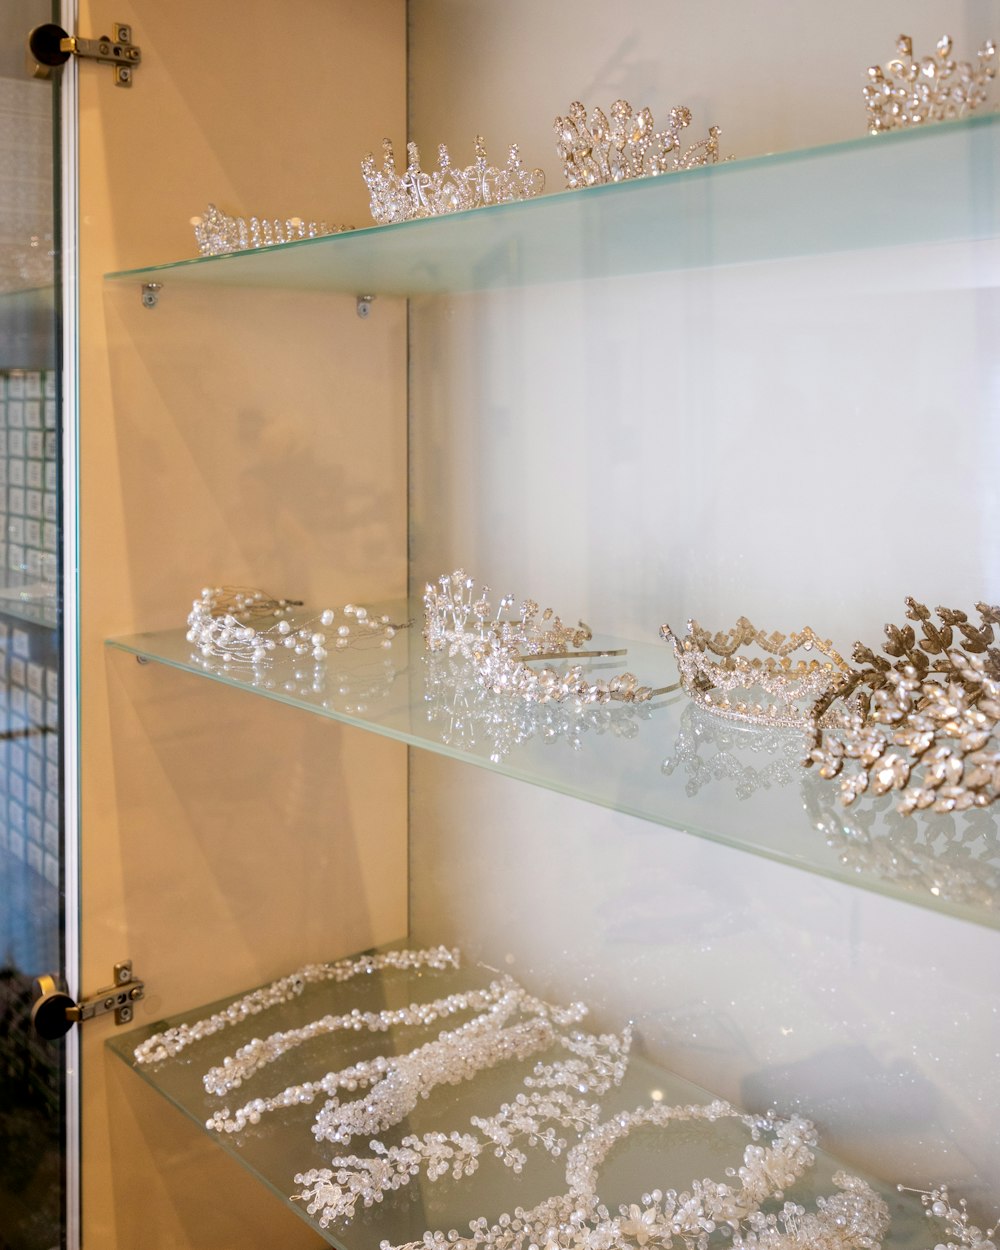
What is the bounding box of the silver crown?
[361,137,544,225]
[190,204,351,257]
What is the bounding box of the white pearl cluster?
[186,585,406,667]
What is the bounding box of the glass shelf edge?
[105,625,1000,933]
[103,114,1000,295]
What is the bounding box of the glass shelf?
[108,944,928,1250]
[106,613,1000,930]
[104,115,1000,296]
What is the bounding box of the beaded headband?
[660,616,854,731]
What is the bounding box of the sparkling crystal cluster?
[362,137,544,225]
[662,702,803,800]
[555,99,724,189]
[190,204,351,256]
[864,34,998,133]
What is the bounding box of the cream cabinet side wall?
[78,3,407,1245]
[407,0,1000,1205]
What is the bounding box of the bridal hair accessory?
[897,1183,999,1250]
[203,978,516,1098]
[808,599,1000,813]
[190,204,352,257]
[863,35,998,134]
[132,945,458,1065]
[660,617,854,730]
[555,99,724,189]
[186,585,409,666]
[380,1104,886,1250]
[425,570,678,706]
[361,137,544,225]
[295,1021,632,1226]
[208,979,587,1140]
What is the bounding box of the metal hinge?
[28,22,141,86]
[31,961,146,1040]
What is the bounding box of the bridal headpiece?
[660,616,854,731]
[808,599,1000,813]
[555,98,724,188]
[190,204,351,257]
[863,34,998,133]
[424,570,676,706]
[361,137,544,225]
[187,585,408,666]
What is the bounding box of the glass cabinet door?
[0,2,70,1247]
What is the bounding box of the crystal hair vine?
[660,617,855,731]
[186,585,410,667]
[808,599,1000,813]
[132,945,459,1066]
[897,1184,999,1250]
[361,137,544,225]
[190,204,352,257]
[425,570,678,707]
[295,1019,633,1227]
[555,98,725,189]
[863,35,998,134]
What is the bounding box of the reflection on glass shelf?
[104,115,1000,297]
[106,614,1000,929]
[0,578,57,628]
[108,944,926,1250]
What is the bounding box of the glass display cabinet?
[70,2,1000,1247]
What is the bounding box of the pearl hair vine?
[864,34,997,134]
[186,585,410,667]
[660,617,855,731]
[425,570,679,706]
[361,136,544,225]
[132,945,459,1066]
[897,1183,999,1250]
[555,98,725,189]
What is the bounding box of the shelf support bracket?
[356,294,375,319]
[141,283,162,309]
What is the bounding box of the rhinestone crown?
[864,34,998,133]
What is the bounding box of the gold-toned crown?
[809,599,1000,813]
[863,34,997,133]
[361,137,544,225]
[554,99,724,189]
[660,617,853,730]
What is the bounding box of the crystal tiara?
[660,616,854,731]
[361,136,544,225]
[555,98,724,188]
[864,33,997,133]
[190,204,351,257]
